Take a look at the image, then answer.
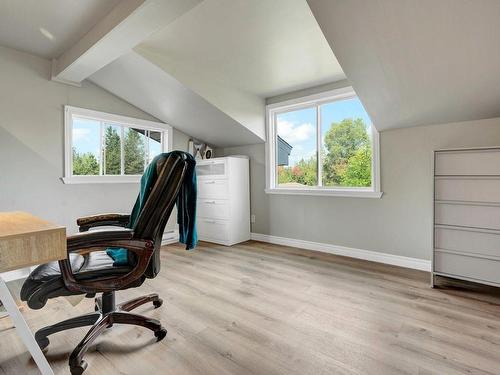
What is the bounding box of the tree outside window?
[72,117,164,177]
[276,96,373,189]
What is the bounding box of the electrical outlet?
[250,214,256,223]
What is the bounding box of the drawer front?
[435,226,500,258]
[197,219,229,242]
[434,251,500,284]
[196,160,227,179]
[435,177,500,203]
[435,203,500,230]
[435,149,500,176]
[198,179,229,199]
[197,199,230,219]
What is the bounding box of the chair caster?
[153,298,163,308]
[155,328,167,341]
[70,360,88,375]
[36,337,50,351]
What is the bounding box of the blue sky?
[72,117,101,157]
[277,97,372,166]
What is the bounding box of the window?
[266,87,382,198]
[63,106,172,184]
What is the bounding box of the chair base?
[34,291,166,375]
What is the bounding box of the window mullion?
[316,105,322,187]
[274,112,278,188]
[145,130,150,170]
[100,122,104,176]
[120,126,125,175]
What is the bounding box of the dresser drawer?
[434,251,500,284]
[435,226,500,258]
[197,199,230,219]
[197,219,229,243]
[196,159,227,179]
[435,149,500,176]
[197,179,229,199]
[435,203,500,230]
[435,177,500,203]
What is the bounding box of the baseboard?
[250,233,431,271]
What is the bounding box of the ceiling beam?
[51,0,202,85]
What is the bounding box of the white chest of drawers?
[196,156,250,246]
[432,147,500,287]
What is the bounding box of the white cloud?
[73,128,91,142]
[277,120,314,144]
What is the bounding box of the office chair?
[21,152,191,375]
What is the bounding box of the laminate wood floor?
[1,241,500,375]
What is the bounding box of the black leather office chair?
[21,152,190,375]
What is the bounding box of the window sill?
[265,188,383,198]
[61,176,141,184]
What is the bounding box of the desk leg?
[0,276,54,375]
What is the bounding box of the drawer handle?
[205,181,216,184]
[205,200,216,204]
[205,220,217,224]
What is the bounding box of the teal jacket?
[107,151,197,266]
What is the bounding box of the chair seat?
[21,251,139,310]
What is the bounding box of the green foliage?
[104,126,121,175]
[323,118,370,186]
[278,117,372,188]
[340,144,372,187]
[73,148,99,175]
[124,129,145,174]
[278,156,317,186]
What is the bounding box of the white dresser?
[433,147,500,287]
[196,156,250,246]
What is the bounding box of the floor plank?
[1,240,500,375]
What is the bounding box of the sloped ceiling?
[0,0,347,147]
[307,0,500,131]
[138,0,344,98]
[134,0,345,142]
[90,52,261,147]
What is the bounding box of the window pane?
[103,124,122,175]
[124,128,146,175]
[72,116,100,176]
[320,97,372,187]
[276,107,317,187]
[147,131,162,164]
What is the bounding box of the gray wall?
[0,45,191,234]
[217,117,500,261]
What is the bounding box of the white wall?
[0,45,191,235]
[217,117,500,261]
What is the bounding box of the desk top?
[0,212,63,238]
[0,212,67,273]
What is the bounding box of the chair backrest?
[132,152,188,278]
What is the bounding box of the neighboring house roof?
[277,136,293,166]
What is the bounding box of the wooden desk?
[0,212,66,375]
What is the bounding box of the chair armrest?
[59,229,154,294]
[77,213,130,232]
[67,229,135,251]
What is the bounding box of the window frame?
[63,105,172,184]
[265,86,382,198]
